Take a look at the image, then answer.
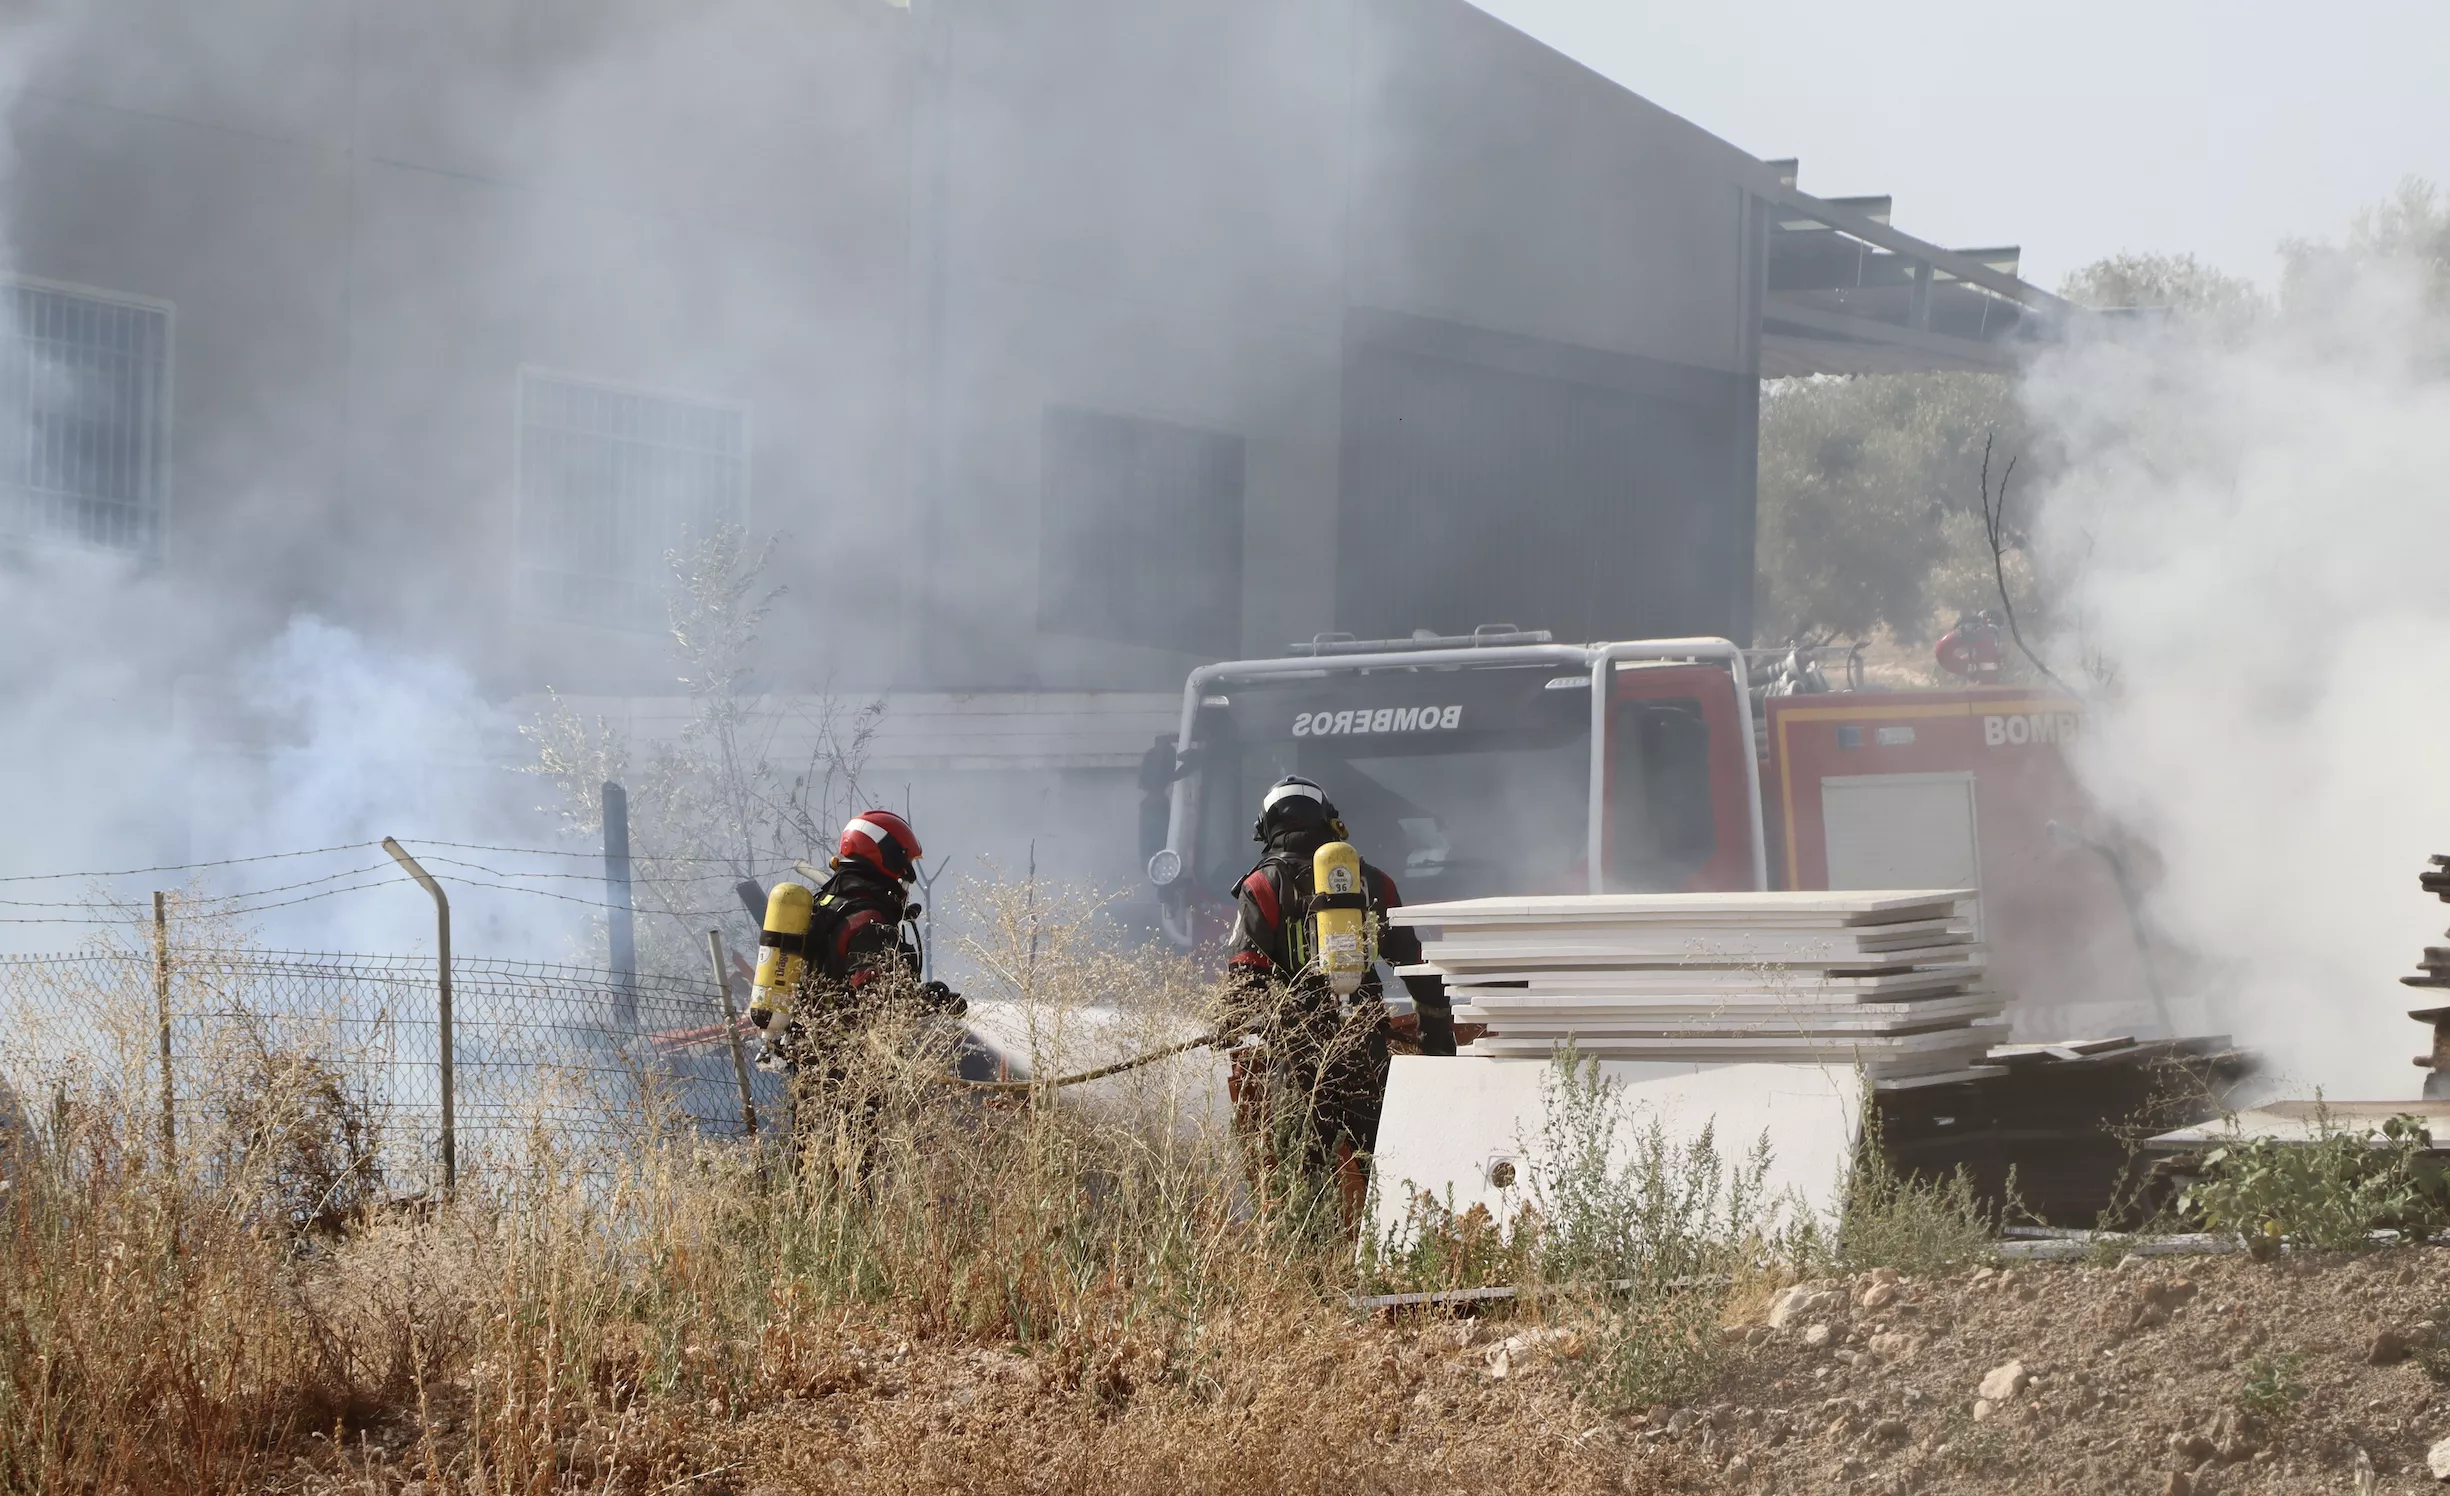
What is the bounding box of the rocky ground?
[1634,1248,2450,1494]
[277,1248,2450,1494]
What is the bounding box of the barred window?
[1038,406,1244,657]
[516,373,747,630]
[0,283,171,553]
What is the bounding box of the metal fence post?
[603,782,637,1031]
[152,891,175,1166]
[706,929,757,1137]
[381,839,454,1195]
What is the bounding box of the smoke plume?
[2027,265,2450,1097]
[0,554,565,956]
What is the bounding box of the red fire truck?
[1145,629,2160,1037]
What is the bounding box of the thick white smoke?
[0,51,565,957]
[0,9,712,962]
[2027,268,2450,1098]
[0,554,568,957]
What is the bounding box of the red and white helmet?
[836,809,923,882]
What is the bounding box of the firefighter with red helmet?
[1935,611,2005,683]
[748,809,963,1080]
[1223,776,1454,1218]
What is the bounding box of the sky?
[1475,0,2450,292]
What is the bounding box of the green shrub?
[1524,1053,1776,1412]
[2180,1110,2449,1253]
[1837,1156,2002,1276]
[2235,1351,2307,1417]
[1358,1188,1537,1296]
[1831,1100,2004,1276]
[2407,1308,2450,1384]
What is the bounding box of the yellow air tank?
[1310,841,1370,996]
[750,881,816,1027]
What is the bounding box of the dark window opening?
[1607,697,1717,891]
[516,373,746,632]
[1038,406,1243,657]
[0,283,170,554]
[1336,327,1750,645]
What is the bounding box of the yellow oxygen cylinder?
[1310,841,1370,996]
[750,882,816,1026]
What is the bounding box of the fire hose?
[952,842,1384,1092]
[737,875,1253,1092]
[944,995,1431,1094]
[946,1018,1262,1093]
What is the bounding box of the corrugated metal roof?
[1757,172,2073,377]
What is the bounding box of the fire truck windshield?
[1189,669,1593,901]
[1178,665,1726,904]
[1195,733,1590,902]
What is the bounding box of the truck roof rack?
[1290,625,1555,657]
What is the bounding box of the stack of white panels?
[1390,890,2005,1082]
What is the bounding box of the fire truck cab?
[1147,631,2158,1039]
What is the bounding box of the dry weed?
[0,880,1895,1493]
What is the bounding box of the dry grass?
[0,883,2006,1495]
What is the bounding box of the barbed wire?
[403,852,758,887]
[0,859,396,909]
[419,873,738,920]
[190,860,407,902]
[402,839,794,866]
[0,874,425,924]
[0,841,382,884]
[0,843,795,923]
[0,836,819,892]
[0,893,182,911]
[0,873,740,925]
[146,948,729,983]
[0,912,151,925]
[214,875,427,917]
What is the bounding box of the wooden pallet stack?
[1389,889,2006,1083]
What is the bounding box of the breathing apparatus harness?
[1246,776,1379,997]
[747,862,960,1073]
[1303,840,1376,996]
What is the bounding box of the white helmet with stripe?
[1253,775,1344,843]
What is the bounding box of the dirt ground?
[1690,1248,2450,1494]
[279,1248,2450,1495]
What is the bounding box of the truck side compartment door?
[1603,664,1751,893]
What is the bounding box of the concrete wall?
[905,0,1349,689]
[9,0,916,693]
[1337,1,1766,645]
[531,688,1180,901]
[11,0,1765,708]
[342,0,918,693]
[907,0,1767,689]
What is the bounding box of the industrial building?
[2,0,2061,888]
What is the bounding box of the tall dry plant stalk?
[522,522,886,982]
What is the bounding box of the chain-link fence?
[0,943,784,1192]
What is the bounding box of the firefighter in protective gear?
[751,809,962,1077]
[1223,776,1454,1219]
